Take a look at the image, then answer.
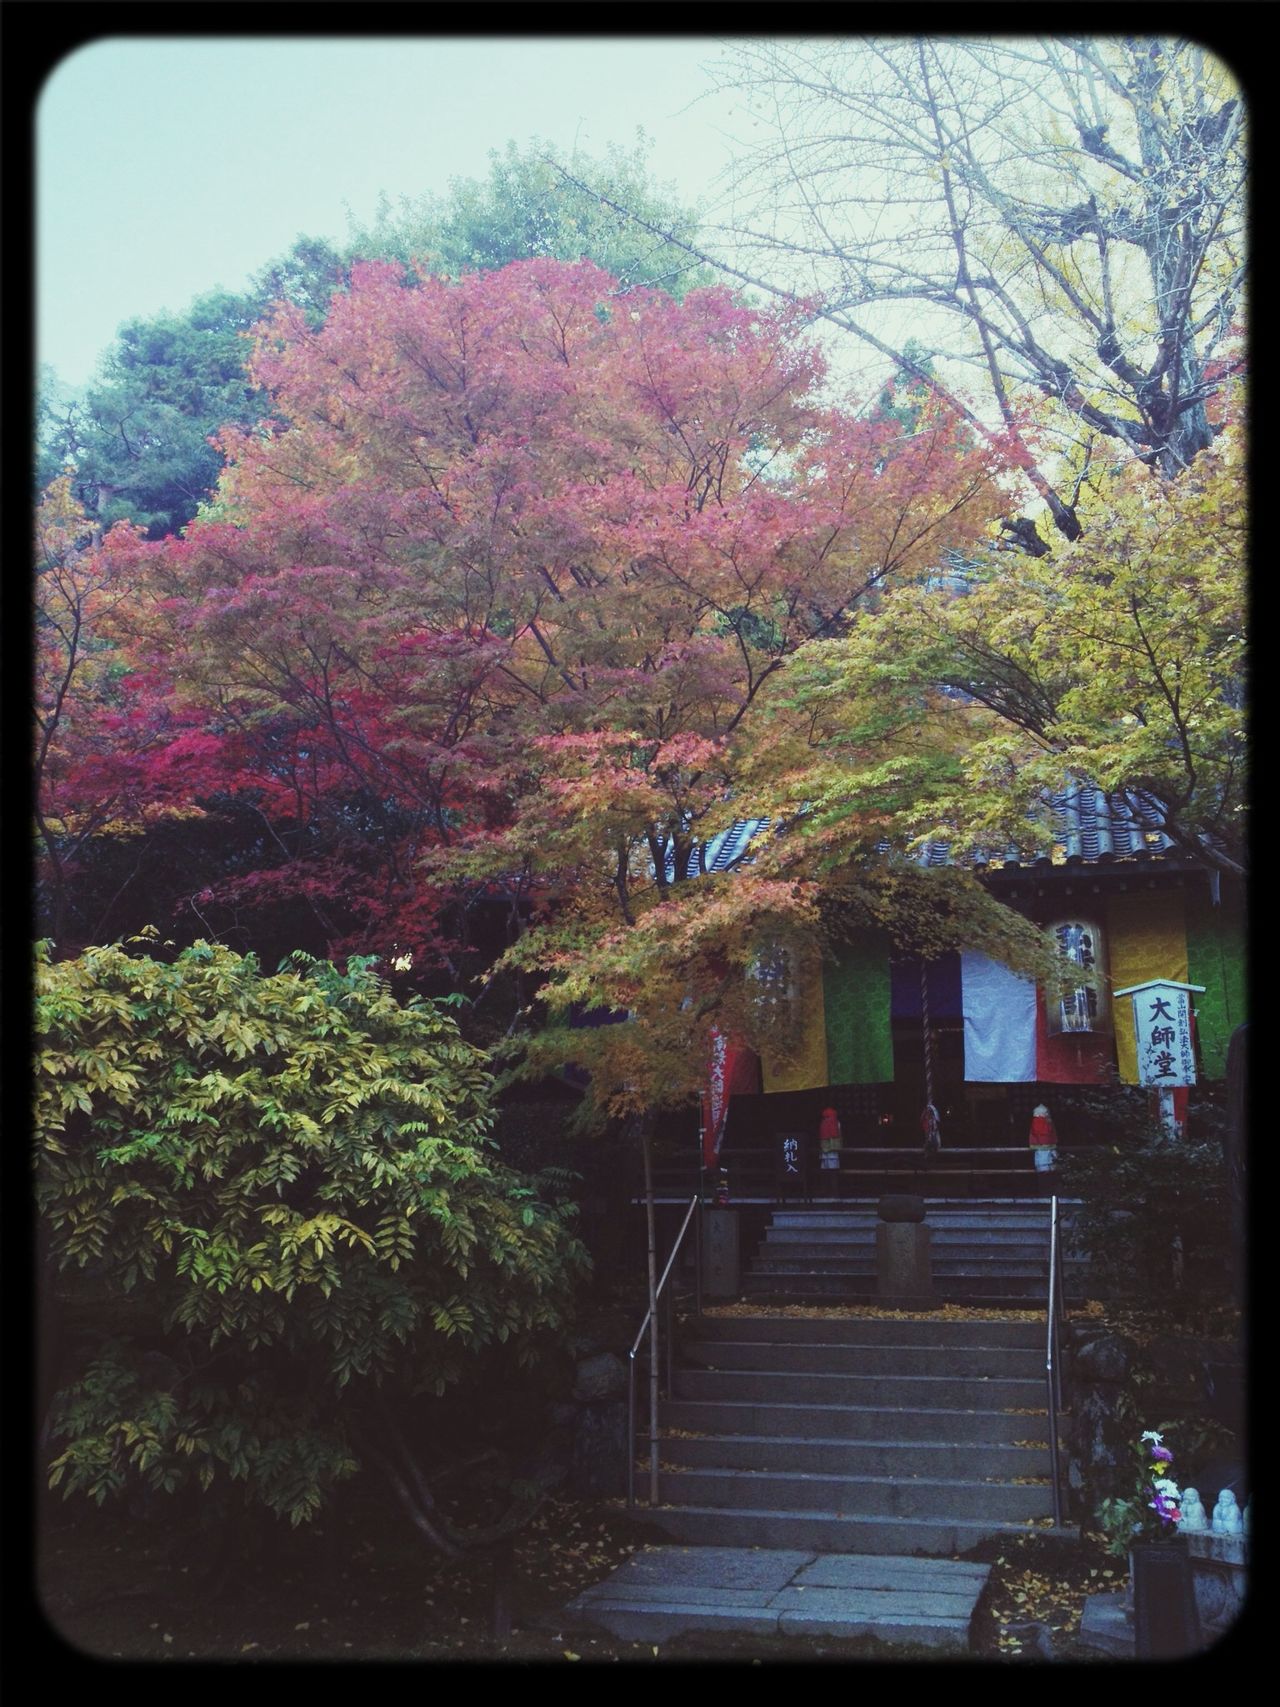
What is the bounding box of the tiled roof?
[703,818,773,872]
[674,789,1178,880]
[920,787,1177,869]
[661,818,771,882]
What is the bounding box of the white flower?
[391,953,413,972]
[1140,1430,1164,1445]
[1153,1478,1182,1497]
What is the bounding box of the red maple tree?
[42,259,1023,1104]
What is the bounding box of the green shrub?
[1057,1085,1230,1314]
[37,935,589,1531]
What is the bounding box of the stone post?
[875,1194,933,1309]
[702,1208,740,1299]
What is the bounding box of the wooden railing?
[626,1193,701,1509]
[634,1142,1053,1203]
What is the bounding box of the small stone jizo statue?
[1028,1102,1057,1171]
[1179,1488,1207,1532]
[1212,1490,1242,1535]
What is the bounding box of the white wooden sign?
[1114,980,1205,1088]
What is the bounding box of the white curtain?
[961,952,1037,1082]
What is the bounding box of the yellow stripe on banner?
[1107,891,1188,1085]
[761,945,829,1093]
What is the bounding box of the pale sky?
[37,36,748,391]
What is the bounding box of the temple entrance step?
[562,1548,994,1651]
[743,1202,1086,1303]
[694,1315,1046,1346]
[752,1258,1069,1277]
[640,1505,1051,1555]
[683,1340,1045,1378]
[661,1436,1053,1478]
[661,1399,1049,1443]
[638,1312,1069,1573]
[671,1368,1046,1408]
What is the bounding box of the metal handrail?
[627,1191,702,1509]
[1045,1194,1067,1527]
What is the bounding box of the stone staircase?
[745,1200,1085,1307]
[561,1310,1069,1650]
[647,1313,1060,1556]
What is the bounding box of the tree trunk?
[490,1536,514,1640]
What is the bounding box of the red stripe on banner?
[1034,989,1115,1084]
[702,1036,761,1166]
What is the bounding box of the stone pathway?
[564,1545,991,1651]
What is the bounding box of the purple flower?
[1151,1445,1174,1463]
[1149,1491,1181,1525]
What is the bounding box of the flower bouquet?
[1096,1429,1183,1557]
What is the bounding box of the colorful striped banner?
[742,889,1222,1096]
[761,941,829,1093]
[1185,885,1247,1080]
[824,935,894,1085]
[1107,892,1189,1085]
[890,954,963,1020]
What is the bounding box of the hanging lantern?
[1045,918,1112,1036]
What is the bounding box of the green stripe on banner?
[1186,885,1247,1080]
[824,934,894,1084]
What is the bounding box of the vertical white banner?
[961,952,1037,1082]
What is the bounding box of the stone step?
[656,1467,1053,1522]
[661,1435,1052,1479]
[761,1237,1053,1256]
[771,1194,1085,1208]
[754,1269,1088,1284]
[738,1273,1070,1294]
[662,1398,1050,1444]
[745,1276,1069,1296]
[672,1367,1046,1409]
[737,1279,1077,1308]
[767,1219,1058,1231]
[693,1315,1047,1347]
[745,1274,1060,1293]
[757,1228,1075,1244]
[764,1223,1055,1241]
[563,1548,992,1651]
[684,1340,1046,1378]
[739,1297,1064,1317]
[757,1256,1064,1270]
[763,1227,1058,1237]
[641,1503,1063,1555]
[737,1282,1072,1300]
[757,1249,1058,1276]
[741,1274,876,1297]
